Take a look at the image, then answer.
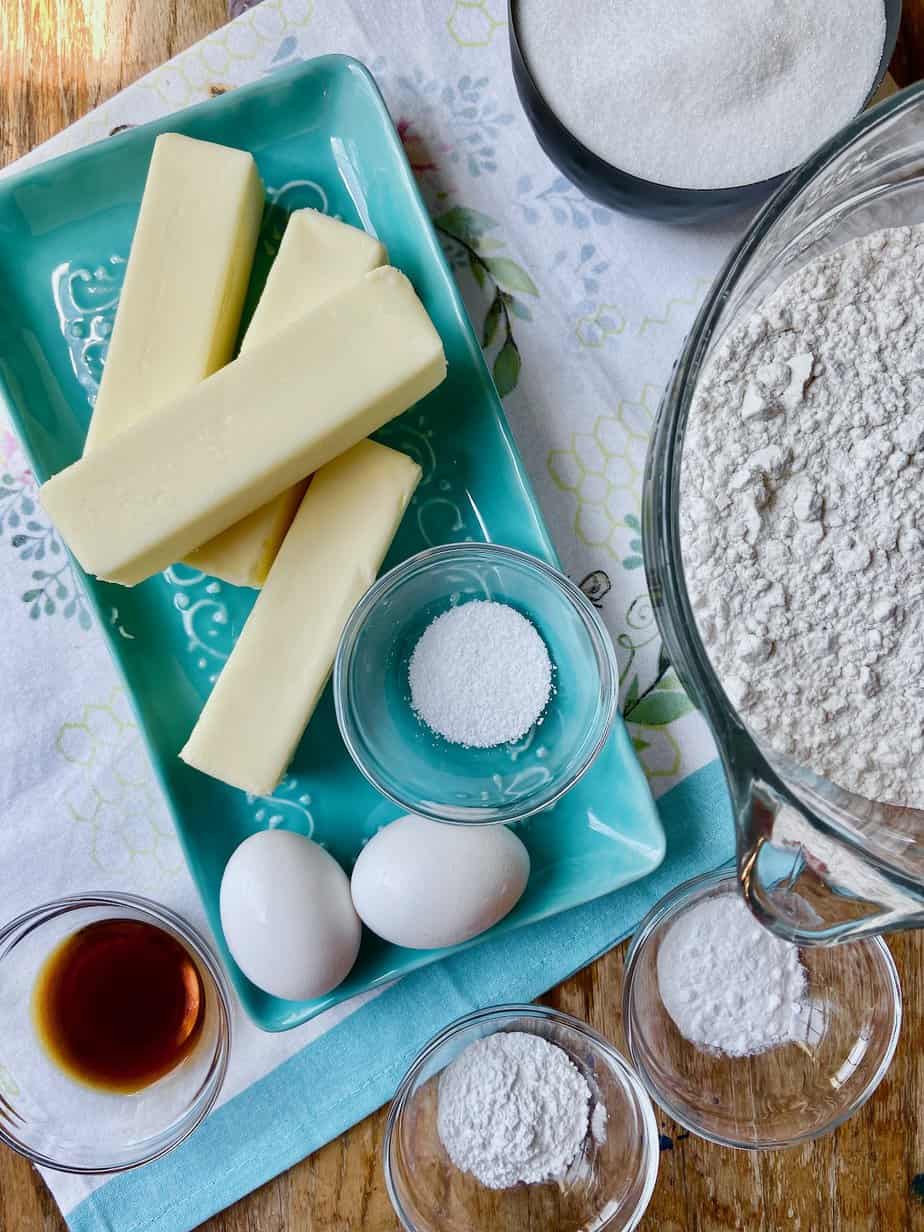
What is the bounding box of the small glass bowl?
[0,893,231,1173]
[334,543,618,824]
[623,871,902,1149]
[384,1005,659,1232]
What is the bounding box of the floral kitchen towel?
[0,2,748,1227]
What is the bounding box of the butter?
[180,439,421,796]
[40,267,445,586]
[85,133,264,451]
[183,482,310,591]
[185,209,387,587]
[244,209,388,350]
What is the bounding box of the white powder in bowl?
[516,0,885,190]
[409,600,552,747]
[657,892,807,1057]
[437,1031,591,1188]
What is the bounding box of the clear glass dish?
[643,81,924,943]
[623,871,902,1149]
[0,893,231,1173]
[383,1004,659,1232]
[334,543,618,824]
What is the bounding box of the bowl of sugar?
[508,0,901,221]
[333,542,618,824]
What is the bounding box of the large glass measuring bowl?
[644,83,924,945]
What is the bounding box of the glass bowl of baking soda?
[623,870,902,1149]
[384,1004,659,1232]
[333,543,618,824]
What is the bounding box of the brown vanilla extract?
[33,918,205,1093]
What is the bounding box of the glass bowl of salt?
[333,542,618,824]
[622,869,902,1149]
[384,1004,659,1232]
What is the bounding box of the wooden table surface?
[2,3,924,1229]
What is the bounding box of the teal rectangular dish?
[0,55,664,1030]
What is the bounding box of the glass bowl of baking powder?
[333,542,618,824]
[384,1004,659,1232]
[623,870,902,1149]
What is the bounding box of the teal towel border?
[67,759,733,1232]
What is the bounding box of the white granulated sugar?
[437,1030,591,1188]
[409,600,552,748]
[517,0,884,189]
[657,893,807,1057]
[681,225,924,809]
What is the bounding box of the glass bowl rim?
[383,1001,660,1232]
[333,542,620,825]
[0,890,233,1174]
[621,869,903,1151]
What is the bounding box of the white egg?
[351,814,530,950]
[220,829,361,1001]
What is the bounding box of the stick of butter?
[244,209,388,350]
[85,133,264,451]
[184,209,387,588]
[180,440,422,796]
[40,267,445,586]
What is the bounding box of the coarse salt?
[408,600,552,748]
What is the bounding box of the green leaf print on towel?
[613,594,695,779]
[481,256,538,296]
[626,684,693,727]
[492,338,521,397]
[437,206,498,240]
[434,205,538,397]
[623,666,693,780]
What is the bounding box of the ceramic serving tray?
[0,55,664,1030]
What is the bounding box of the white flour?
[436,1030,591,1188]
[657,892,807,1056]
[517,0,884,189]
[681,225,924,808]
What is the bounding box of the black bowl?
[508,0,902,224]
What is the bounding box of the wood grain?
[2,3,924,1230]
